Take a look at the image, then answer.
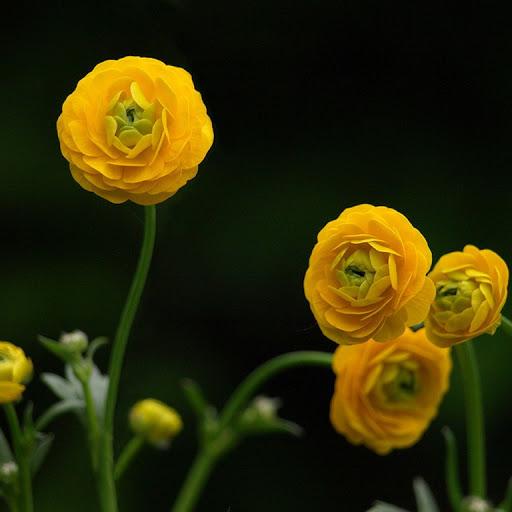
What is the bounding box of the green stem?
[98,205,157,512]
[82,379,100,470]
[114,436,144,481]
[4,404,33,512]
[455,342,486,498]
[442,427,463,511]
[172,449,218,512]
[173,351,333,512]
[220,351,333,428]
[34,399,83,432]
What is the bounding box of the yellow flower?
[57,56,213,205]
[426,245,509,347]
[129,399,182,447]
[330,328,451,454]
[304,204,435,344]
[0,342,33,404]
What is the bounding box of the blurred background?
[2,0,512,510]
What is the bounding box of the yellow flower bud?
[129,399,182,448]
[0,342,33,404]
[57,56,213,205]
[304,204,435,344]
[426,245,509,347]
[330,328,451,454]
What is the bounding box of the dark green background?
[2,1,512,510]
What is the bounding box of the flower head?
[0,342,33,404]
[129,399,182,448]
[426,245,508,347]
[304,204,435,344]
[57,56,213,205]
[330,328,451,454]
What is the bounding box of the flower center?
[329,246,394,303]
[382,365,419,402]
[104,82,163,158]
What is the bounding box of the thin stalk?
[173,351,333,512]
[114,436,144,481]
[98,205,157,512]
[455,342,486,498]
[220,351,333,428]
[171,449,218,512]
[82,379,100,470]
[4,404,33,512]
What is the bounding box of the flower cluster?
[305,204,509,453]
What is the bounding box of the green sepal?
[38,335,81,365]
[86,337,108,363]
[235,396,303,439]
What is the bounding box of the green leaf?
[181,379,209,418]
[413,478,439,512]
[41,373,80,401]
[442,427,463,512]
[0,429,13,465]
[30,433,54,475]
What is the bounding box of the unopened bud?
[129,399,182,448]
[0,461,18,484]
[59,330,88,353]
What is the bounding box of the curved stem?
[34,399,83,432]
[455,342,486,498]
[4,404,33,512]
[114,436,144,481]
[173,351,333,512]
[220,351,333,428]
[98,205,157,512]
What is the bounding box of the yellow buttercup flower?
[330,329,451,454]
[426,245,509,347]
[304,204,435,344]
[57,56,213,205]
[129,399,182,447]
[0,342,33,404]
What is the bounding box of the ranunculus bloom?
[57,56,213,205]
[130,399,182,448]
[426,245,509,347]
[330,329,451,454]
[0,342,33,404]
[304,204,435,345]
